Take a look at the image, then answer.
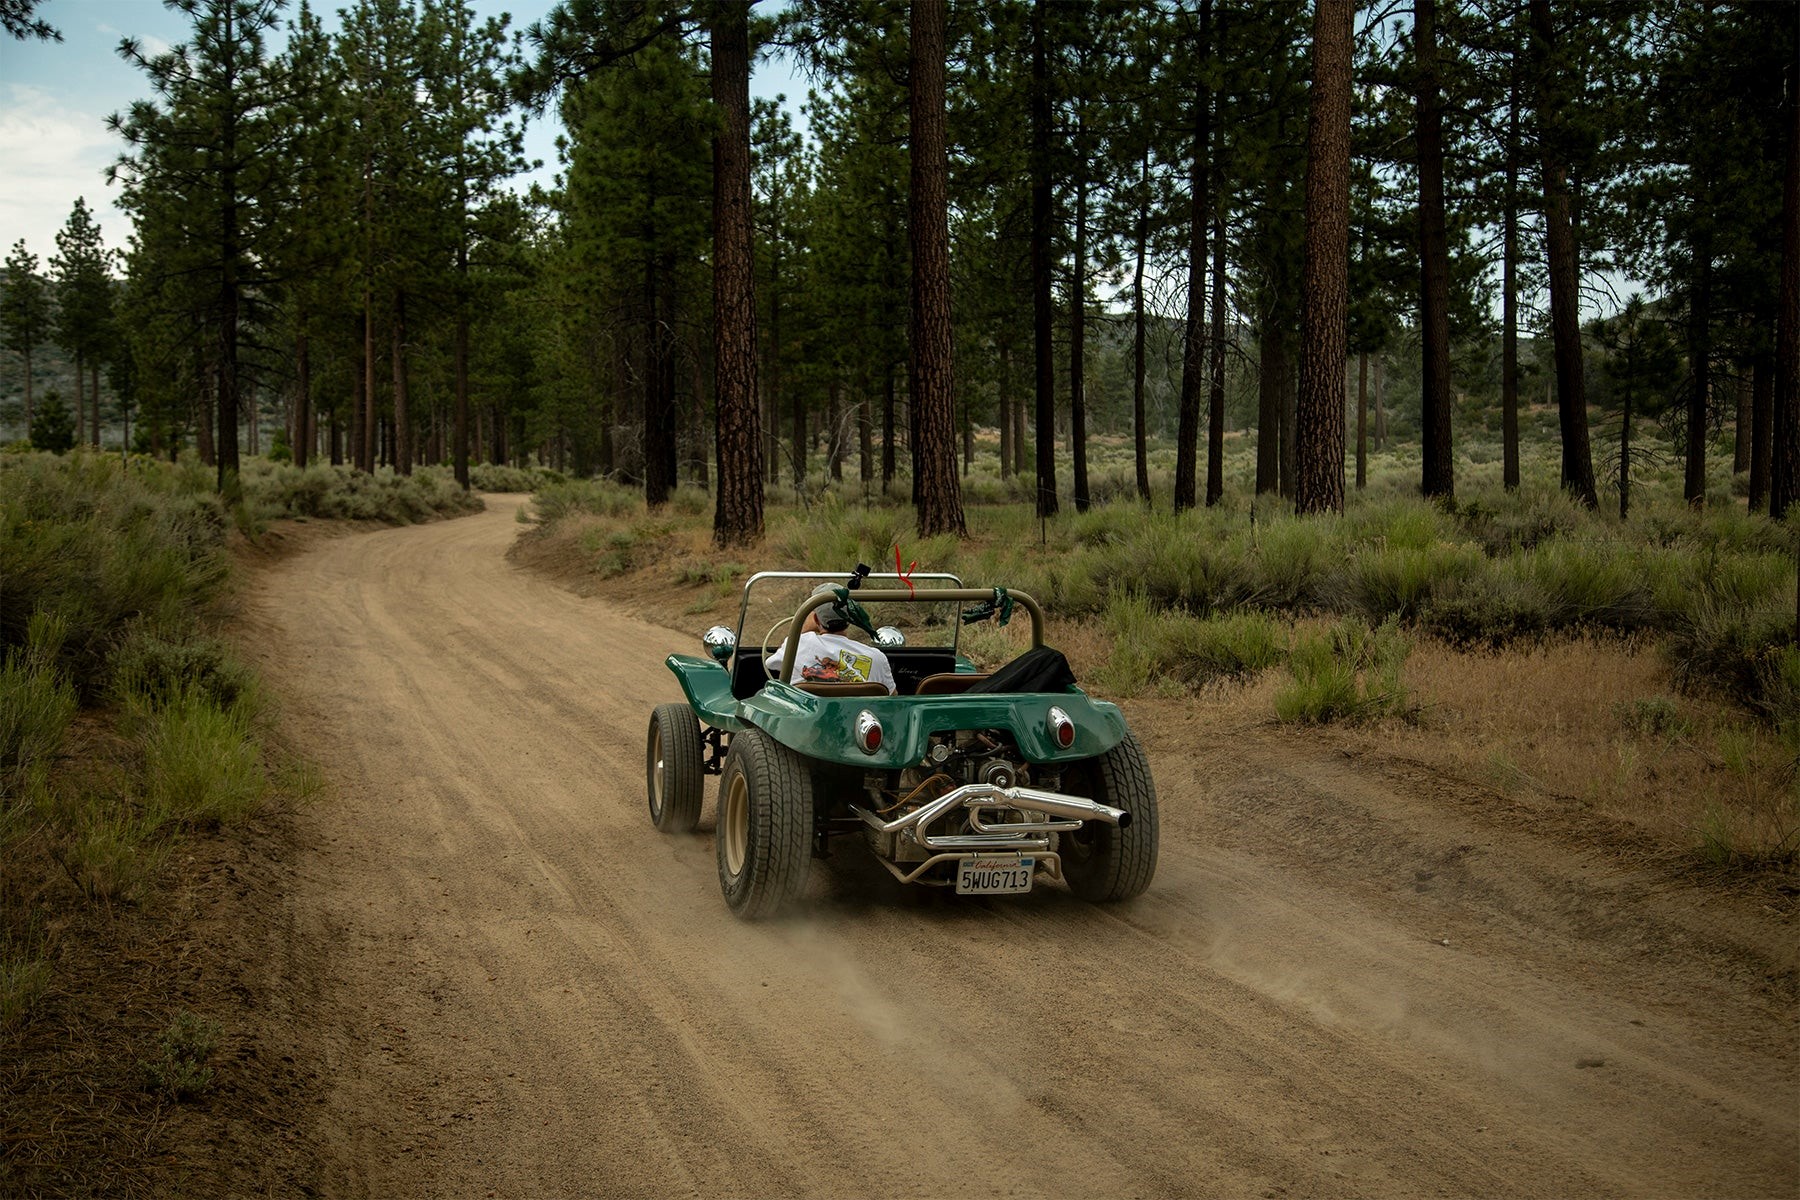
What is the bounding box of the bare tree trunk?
[1070,105,1091,513]
[999,336,1014,479]
[1356,351,1369,489]
[1030,0,1058,519]
[1531,0,1598,508]
[909,0,965,536]
[1133,154,1151,503]
[1503,48,1521,491]
[1417,0,1454,501]
[1773,45,1799,522]
[1206,204,1228,507]
[1257,321,1282,495]
[1751,332,1773,509]
[392,293,411,476]
[1296,0,1352,515]
[1685,242,1712,507]
[1174,0,1212,514]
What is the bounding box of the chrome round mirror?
[874,626,906,647]
[702,625,737,662]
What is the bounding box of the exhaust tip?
[1117,811,1133,829]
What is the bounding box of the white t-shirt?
[766,630,896,693]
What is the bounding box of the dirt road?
[237,497,1796,1199]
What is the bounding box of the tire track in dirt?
[236,497,1797,1199]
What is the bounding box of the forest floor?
[14,495,1794,1198]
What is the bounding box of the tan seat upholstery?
[912,672,991,696]
[795,681,891,698]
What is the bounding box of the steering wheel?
[763,618,792,657]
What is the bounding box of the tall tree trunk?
[454,314,469,488]
[882,365,896,489]
[1773,43,1800,521]
[1071,113,1091,514]
[1503,48,1521,491]
[1296,0,1352,515]
[1030,0,1058,519]
[858,389,873,490]
[1531,0,1597,508]
[1356,351,1369,489]
[196,371,215,466]
[295,329,311,468]
[1685,240,1712,507]
[1256,320,1282,495]
[392,292,411,476]
[361,295,376,474]
[1175,0,1212,514]
[909,0,965,536]
[1417,0,1454,501]
[1620,367,1633,520]
[827,376,844,480]
[1207,204,1228,507]
[1374,355,1387,449]
[1133,154,1151,503]
[73,353,84,445]
[1751,331,1773,509]
[999,335,1014,479]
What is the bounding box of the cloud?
[0,84,130,257]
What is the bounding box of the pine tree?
[112,0,291,489]
[1,240,51,428]
[712,0,763,545]
[49,198,115,450]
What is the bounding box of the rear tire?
[647,704,704,833]
[716,727,812,918]
[1060,732,1159,902]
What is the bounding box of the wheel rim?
[723,771,749,877]
[648,723,665,819]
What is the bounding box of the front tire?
[716,728,812,918]
[1061,732,1159,902]
[647,704,704,833]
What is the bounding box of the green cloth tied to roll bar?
[960,586,1015,627]
[828,586,877,636]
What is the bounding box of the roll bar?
[773,587,1045,686]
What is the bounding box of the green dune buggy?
[646,569,1159,918]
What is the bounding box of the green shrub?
[1275,616,1411,724]
[110,626,258,716]
[51,791,168,905]
[0,615,76,800]
[1418,566,1552,648]
[1666,601,1797,722]
[1520,540,1653,631]
[471,462,563,492]
[140,1010,220,1100]
[1097,594,1285,694]
[141,691,266,829]
[1334,543,1482,623]
[0,955,49,1029]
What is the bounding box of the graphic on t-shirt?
[802,649,875,683]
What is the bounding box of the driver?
[765,584,897,693]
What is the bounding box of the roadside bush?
[140,1010,221,1101]
[1666,601,1798,722]
[471,462,563,492]
[1274,616,1411,724]
[1418,567,1553,648]
[0,614,76,801]
[141,690,267,829]
[110,625,258,716]
[1332,542,1482,623]
[51,792,168,905]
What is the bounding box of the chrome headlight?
[702,625,737,662]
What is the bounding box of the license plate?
[955,855,1035,895]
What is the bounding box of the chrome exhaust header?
[850,782,1130,851]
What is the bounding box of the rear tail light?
[856,710,883,754]
[1049,707,1075,749]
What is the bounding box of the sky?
[0,0,806,270]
